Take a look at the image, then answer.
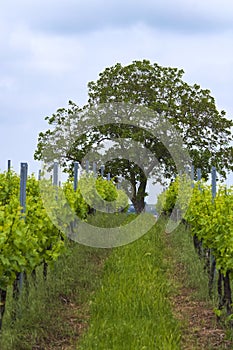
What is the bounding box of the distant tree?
[34,60,233,212]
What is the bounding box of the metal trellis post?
[74,161,79,191]
[191,165,194,188]
[197,168,202,191]
[100,165,105,178]
[38,169,41,181]
[7,160,11,172]
[86,160,89,174]
[93,162,97,177]
[19,162,28,292]
[211,166,217,201]
[53,162,59,186]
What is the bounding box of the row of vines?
[0,168,128,330]
[156,176,233,323]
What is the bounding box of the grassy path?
[1,215,232,349]
[76,218,233,349]
[166,223,233,349]
[77,220,181,349]
[0,242,110,350]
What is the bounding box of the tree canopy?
[34,59,233,212]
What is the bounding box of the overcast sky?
[0,0,233,200]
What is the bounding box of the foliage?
[0,169,125,331]
[34,60,233,213]
[0,171,65,290]
[157,174,233,274]
[63,180,89,219]
[89,60,232,171]
[0,236,110,350]
[158,175,233,320]
[155,174,192,216]
[185,183,233,275]
[78,174,128,213]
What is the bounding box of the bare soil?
[169,257,233,349]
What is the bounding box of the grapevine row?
[156,176,233,322]
[0,169,128,329]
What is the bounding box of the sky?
[0,0,233,201]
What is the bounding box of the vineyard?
[0,164,233,349]
[0,165,127,333]
[156,175,233,323]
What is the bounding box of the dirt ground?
[170,262,233,349]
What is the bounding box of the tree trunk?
[208,254,216,298]
[193,234,202,257]
[43,261,48,280]
[223,270,232,317]
[0,288,7,331]
[217,270,233,324]
[31,269,37,285]
[133,196,145,213]
[132,178,147,213]
[13,272,22,300]
[12,272,22,321]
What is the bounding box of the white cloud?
[0,0,232,185]
[2,0,233,35]
[0,77,16,90]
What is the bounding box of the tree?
[34,60,233,213]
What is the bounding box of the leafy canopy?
[34,59,233,211]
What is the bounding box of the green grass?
[77,219,181,350]
[167,222,212,301]
[1,213,217,349]
[164,221,233,349]
[0,212,139,349]
[0,238,110,349]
